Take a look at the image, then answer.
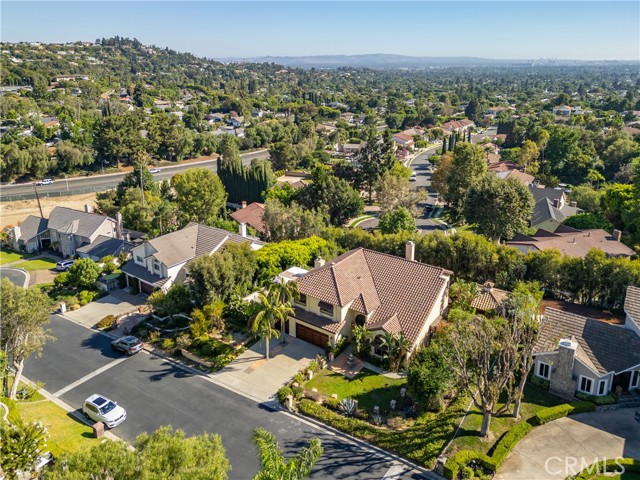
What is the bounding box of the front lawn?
[13,257,58,271]
[305,368,406,411]
[16,399,101,457]
[0,249,34,264]
[446,382,565,455]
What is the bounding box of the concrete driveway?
[63,289,145,328]
[495,408,640,480]
[213,335,324,402]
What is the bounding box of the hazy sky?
[2,1,639,60]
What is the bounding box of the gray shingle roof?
[120,261,168,288]
[528,186,565,204]
[76,235,133,259]
[624,286,640,331]
[17,215,49,242]
[47,206,115,238]
[535,307,640,374]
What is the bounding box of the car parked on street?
[36,178,54,185]
[111,335,143,356]
[55,259,75,271]
[82,394,126,428]
[410,172,417,181]
[149,168,161,174]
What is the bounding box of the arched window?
[355,314,366,327]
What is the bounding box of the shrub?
[487,421,533,470]
[299,399,378,439]
[307,360,319,373]
[534,401,595,425]
[212,352,236,370]
[573,458,640,480]
[78,290,96,306]
[575,392,617,405]
[53,271,70,288]
[161,338,176,351]
[461,466,475,479]
[386,416,405,429]
[175,333,192,350]
[148,330,160,343]
[277,386,293,404]
[100,255,117,274]
[323,397,340,410]
[148,284,192,317]
[293,372,305,385]
[443,451,492,480]
[96,315,116,330]
[530,375,550,390]
[339,398,357,417]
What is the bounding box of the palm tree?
[252,427,323,480]
[248,292,292,360]
[270,279,299,343]
[380,332,411,372]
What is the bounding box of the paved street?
[0,150,269,202]
[0,267,30,287]
[408,147,445,233]
[24,315,434,480]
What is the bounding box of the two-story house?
[7,206,120,258]
[532,286,640,399]
[286,242,451,361]
[121,222,264,294]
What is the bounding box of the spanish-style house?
[230,202,266,236]
[532,287,640,399]
[121,223,264,294]
[6,206,121,258]
[285,242,451,361]
[392,133,415,150]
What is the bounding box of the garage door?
[140,281,155,295]
[296,323,329,349]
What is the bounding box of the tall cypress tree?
[442,136,447,155]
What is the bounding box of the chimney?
[241,201,247,209]
[553,198,560,208]
[239,222,247,238]
[405,241,415,262]
[84,204,93,213]
[314,257,325,269]
[613,229,622,242]
[570,201,577,207]
[12,226,22,242]
[482,281,495,293]
[115,212,123,239]
[549,339,578,400]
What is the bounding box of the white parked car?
[56,259,75,271]
[410,172,417,182]
[149,168,161,174]
[37,178,54,185]
[82,394,126,428]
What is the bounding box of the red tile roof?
[230,202,266,234]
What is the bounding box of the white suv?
[56,259,74,271]
[82,394,126,428]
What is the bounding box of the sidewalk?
[62,289,145,329]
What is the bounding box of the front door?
[612,371,631,394]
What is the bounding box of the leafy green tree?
[254,237,334,284]
[376,171,424,215]
[269,142,298,171]
[378,207,416,234]
[116,159,159,198]
[172,168,227,226]
[45,426,229,480]
[0,278,52,399]
[407,341,453,411]
[94,112,146,167]
[188,242,257,305]
[569,184,604,213]
[252,427,323,480]
[147,113,193,161]
[357,132,395,202]
[67,258,102,290]
[464,97,483,123]
[448,279,478,311]
[262,199,327,242]
[443,143,487,218]
[269,278,299,343]
[248,291,291,360]
[562,212,613,231]
[463,175,535,241]
[1,419,48,477]
[148,284,193,317]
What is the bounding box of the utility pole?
[33,185,44,217]
[139,158,145,208]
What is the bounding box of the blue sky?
[1,2,639,60]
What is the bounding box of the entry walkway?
[212,335,323,403]
[495,408,640,480]
[63,289,145,328]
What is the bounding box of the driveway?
[213,335,324,402]
[495,408,640,480]
[0,266,30,287]
[63,289,145,328]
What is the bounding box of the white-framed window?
[296,294,307,307]
[537,361,551,379]
[318,301,333,318]
[153,261,160,272]
[136,255,144,264]
[597,379,608,396]
[631,370,640,389]
[578,375,593,394]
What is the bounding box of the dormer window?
[319,301,333,317]
[153,260,160,272]
[296,294,307,307]
[136,255,144,264]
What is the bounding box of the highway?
[0,149,270,202]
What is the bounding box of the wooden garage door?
[140,281,155,295]
[296,323,329,349]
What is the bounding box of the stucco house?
[7,206,120,258]
[285,242,451,360]
[532,288,640,399]
[121,222,264,294]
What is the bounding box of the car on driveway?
[36,178,54,185]
[82,394,126,428]
[111,335,143,356]
[410,172,417,181]
[149,168,161,174]
[55,259,74,271]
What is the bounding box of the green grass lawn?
[16,399,101,457]
[305,368,407,411]
[447,382,565,455]
[0,249,32,264]
[13,257,58,271]
[595,475,640,480]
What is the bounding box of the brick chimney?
[239,222,247,238]
[405,241,415,262]
[314,257,325,269]
[613,229,622,242]
[241,201,247,209]
[115,212,123,239]
[549,339,578,400]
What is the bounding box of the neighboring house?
[229,115,244,127]
[154,100,171,110]
[507,225,636,259]
[440,119,474,134]
[7,206,120,258]
[485,106,514,118]
[76,235,134,262]
[316,124,337,135]
[401,127,425,138]
[470,282,510,315]
[287,242,451,361]
[532,305,640,399]
[340,112,355,123]
[121,223,264,294]
[553,106,573,117]
[392,133,415,149]
[206,113,225,123]
[340,142,365,156]
[624,285,640,337]
[230,202,266,235]
[276,171,311,190]
[495,168,535,187]
[526,186,582,232]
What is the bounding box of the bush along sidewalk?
[571,458,640,480]
[443,400,596,480]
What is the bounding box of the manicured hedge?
[575,392,617,405]
[534,401,595,425]
[573,458,640,480]
[298,399,378,439]
[443,451,492,479]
